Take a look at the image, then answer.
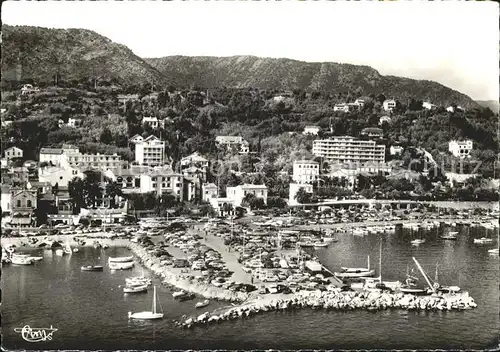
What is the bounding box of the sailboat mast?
[153,286,157,314]
[434,263,439,283]
[412,257,435,293]
[379,241,382,281]
[367,255,370,270]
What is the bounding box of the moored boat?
[335,269,376,279]
[172,290,186,298]
[441,231,458,240]
[411,239,426,245]
[109,261,134,270]
[488,248,499,255]
[81,265,104,271]
[128,286,164,320]
[473,237,494,244]
[108,256,134,263]
[195,299,210,308]
[55,249,65,256]
[313,241,328,248]
[11,256,34,265]
[124,284,148,293]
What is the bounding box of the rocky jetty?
[177,288,478,329]
[128,243,249,302]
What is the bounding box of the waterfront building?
[10,188,37,227]
[135,135,166,166]
[215,136,250,154]
[4,146,23,160]
[1,185,12,215]
[289,183,313,206]
[139,167,184,199]
[226,184,268,207]
[383,99,396,112]
[38,165,84,187]
[202,183,218,202]
[208,197,236,216]
[292,160,320,184]
[312,136,386,164]
[39,145,122,171]
[303,126,320,135]
[448,140,473,158]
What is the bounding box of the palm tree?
[222,203,234,217]
[105,181,123,209]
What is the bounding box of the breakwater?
[178,289,478,329]
[127,242,249,302]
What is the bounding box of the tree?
[105,181,123,208]
[100,127,113,144]
[68,176,85,212]
[83,170,103,208]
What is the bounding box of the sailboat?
[360,241,400,291]
[399,265,428,294]
[128,286,164,320]
[335,255,375,278]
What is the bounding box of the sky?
[2,1,499,101]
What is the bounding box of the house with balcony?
[215,136,250,154]
[10,188,37,227]
[202,183,218,202]
[135,135,166,166]
[361,127,384,139]
[383,99,396,112]
[140,167,184,199]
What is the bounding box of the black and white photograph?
[1,1,499,350]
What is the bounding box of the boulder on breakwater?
[179,288,478,329]
[128,243,249,302]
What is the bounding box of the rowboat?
[81,265,104,271]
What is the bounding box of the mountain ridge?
[1,25,479,108]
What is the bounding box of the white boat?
[73,248,79,253]
[441,231,458,240]
[352,229,367,236]
[55,249,64,256]
[411,239,426,245]
[108,256,134,263]
[313,241,328,248]
[128,286,164,320]
[109,262,134,270]
[488,248,499,255]
[11,256,34,265]
[335,269,375,278]
[125,276,152,286]
[124,284,148,293]
[30,256,43,262]
[474,237,494,244]
[195,299,210,308]
[172,290,186,298]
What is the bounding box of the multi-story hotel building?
[448,140,473,158]
[39,145,123,170]
[313,136,386,164]
[135,135,166,166]
[292,160,320,184]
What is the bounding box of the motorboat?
[81,265,104,271]
[488,248,499,255]
[195,299,210,308]
[335,269,375,279]
[313,241,328,248]
[411,239,426,246]
[474,237,494,244]
[63,243,72,255]
[109,261,134,270]
[124,284,148,293]
[126,277,152,286]
[108,256,134,263]
[55,249,65,256]
[128,286,164,320]
[73,248,79,253]
[30,256,43,262]
[11,256,34,265]
[172,290,186,298]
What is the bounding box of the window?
[17,200,21,207]
[27,200,32,207]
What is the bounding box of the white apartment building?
[313,136,386,164]
[181,152,209,169]
[4,147,23,160]
[226,184,268,207]
[449,140,473,158]
[383,99,396,112]
[303,126,320,135]
[140,168,184,199]
[39,145,123,170]
[39,148,66,166]
[135,135,166,166]
[289,183,313,206]
[202,183,218,202]
[292,160,319,184]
